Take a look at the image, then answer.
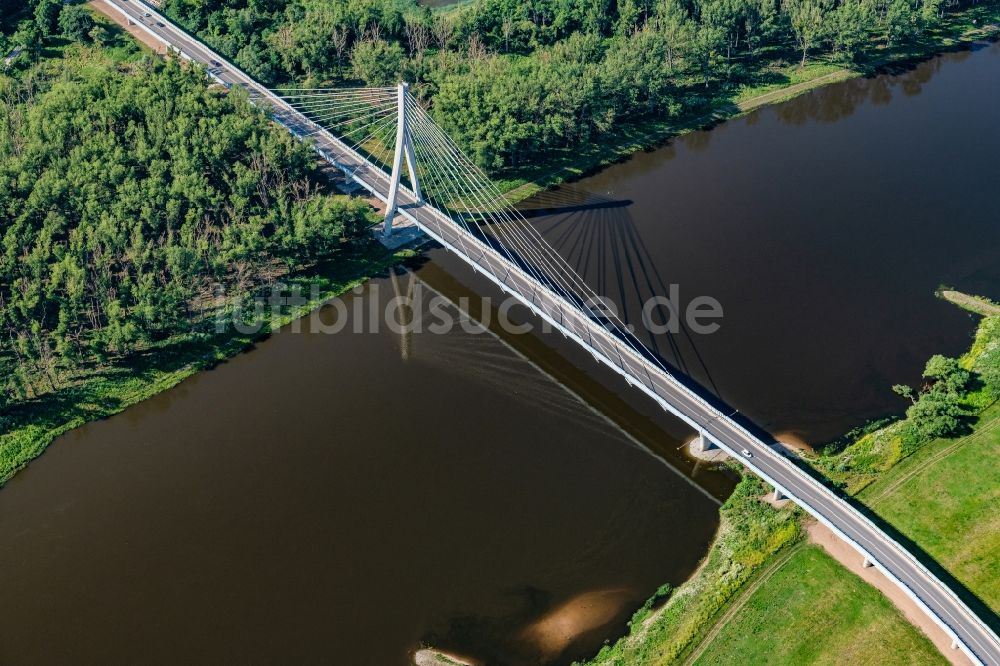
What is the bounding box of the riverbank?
[578,298,999,664]
[579,475,801,665]
[0,243,415,488]
[500,5,1000,204]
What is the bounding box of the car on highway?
[143,11,150,16]
[741,448,752,458]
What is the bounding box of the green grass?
[860,405,1000,614]
[0,243,415,487]
[691,545,946,666]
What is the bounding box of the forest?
[153,0,988,169]
[0,24,375,408]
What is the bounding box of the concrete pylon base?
[696,433,715,452]
[687,434,729,462]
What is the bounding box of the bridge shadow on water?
[512,188,725,404]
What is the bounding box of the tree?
[617,0,643,35]
[885,0,920,45]
[906,391,965,439]
[892,354,971,442]
[744,0,779,60]
[922,354,969,394]
[920,0,944,25]
[34,0,62,38]
[432,14,455,50]
[892,383,916,403]
[405,16,431,57]
[978,346,1000,396]
[689,1,726,86]
[829,0,876,62]
[236,38,281,85]
[784,0,828,67]
[655,0,693,72]
[350,38,404,86]
[59,6,97,43]
[12,20,42,59]
[89,23,112,47]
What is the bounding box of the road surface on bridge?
[99,2,1000,662]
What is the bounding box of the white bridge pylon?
[384,81,421,237]
[268,81,658,369]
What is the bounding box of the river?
[520,40,1000,444]
[0,42,998,666]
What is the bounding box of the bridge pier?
[695,431,717,453]
[773,487,785,502]
[383,82,421,238]
[863,556,874,568]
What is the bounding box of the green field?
[860,405,1000,615]
[690,545,946,666]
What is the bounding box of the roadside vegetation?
[0,8,407,485]
[148,0,1000,194]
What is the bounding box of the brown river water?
[1,42,998,666]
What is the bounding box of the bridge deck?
[98,2,1000,663]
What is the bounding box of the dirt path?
[682,544,804,666]
[806,520,973,666]
[736,70,853,112]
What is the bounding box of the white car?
[741,448,752,458]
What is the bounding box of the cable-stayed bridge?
[99,1,1000,663]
